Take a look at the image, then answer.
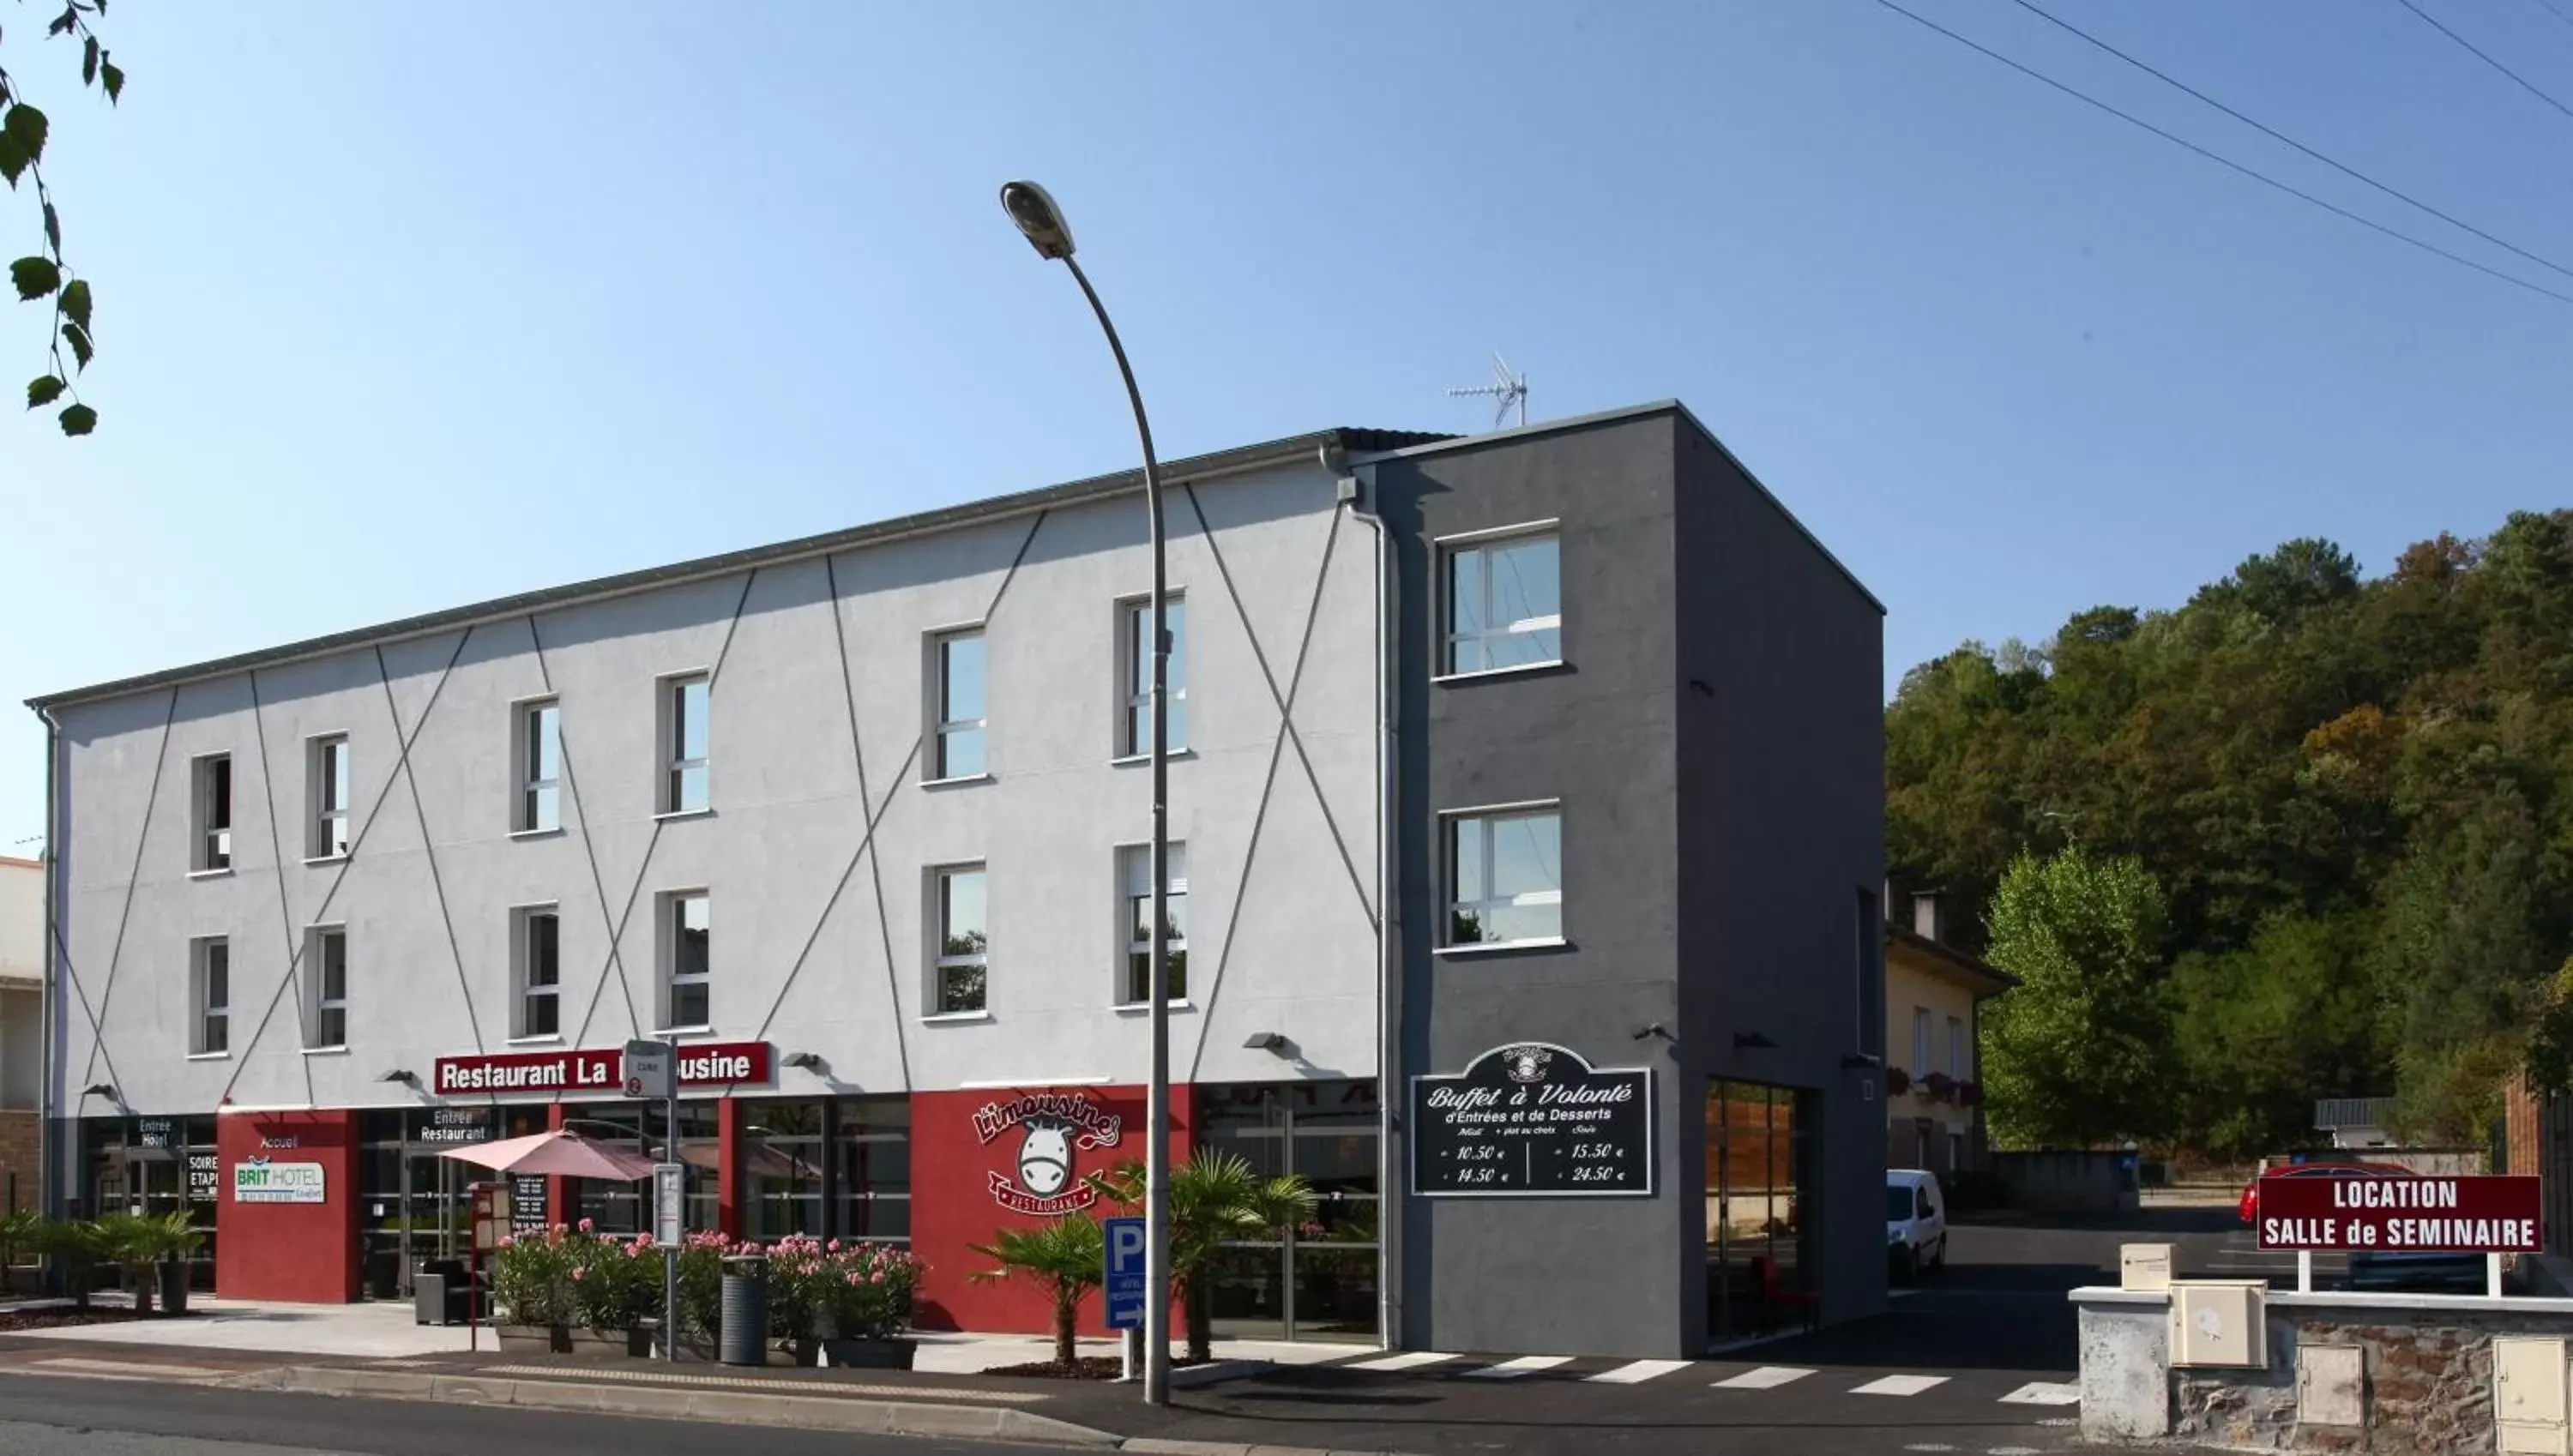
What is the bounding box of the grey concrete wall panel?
[48,459,1382,1117]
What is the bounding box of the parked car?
[2239,1159,2485,1291]
[1887,1169,1947,1284]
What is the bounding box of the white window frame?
[307,733,351,860]
[190,752,232,874]
[512,904,562,1041]
[1438,522,1563,677]
[1438,801,1564,950]
[1115,841,1189,1006]
[1913,1007,1935,1076]
[660,673,710,815]
[515,696,562,833]
[190,936,230,1056]
[661,889,712,1032]
[931,863,988,1014]
[306,924,348,1051]
[929,627,988,783]
[1116,593,1186,759]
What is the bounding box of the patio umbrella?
[437,1128,659,1181]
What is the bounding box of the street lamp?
[999,178,1174,1407]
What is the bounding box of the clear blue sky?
[9,0,2570,848]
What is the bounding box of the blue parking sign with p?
[1104,1216,1147,1331]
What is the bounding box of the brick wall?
[0,1112,39,1212]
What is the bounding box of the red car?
[2238,1159,2401,1224]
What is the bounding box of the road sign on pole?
[1104,1216,1146,1331]
[654,1163,684,1249]
[624,1040,675,1100]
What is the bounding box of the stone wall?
[0,1112,39,1211]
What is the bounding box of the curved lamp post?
[998,180,1174,1406]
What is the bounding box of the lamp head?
[1000,180,1076,261]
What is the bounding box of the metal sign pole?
[665,1035,680,1363]
[2297,1250,2312,1294]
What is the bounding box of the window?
[515,907,561,1038]
[1118,842,1189,1003]
[1912,1008,1934,1076]
[1118,596,1187,757]
[1443,531,1560,674]
[1949,1016,1968,1080]
[662,675,709,814]
[190,937,229,1055]
[517,700,561,833]
[192,754,232,872]
[1443,807,1562,946]
[308,735,350,858]
[664,892,710,1029]
[307,927,348,1050]
[933,865,987,1014]
[933,630,986,779]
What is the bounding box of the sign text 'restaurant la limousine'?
[431,1042,771,1096]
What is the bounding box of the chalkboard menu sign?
[510,1175,548,1239]
[419,1107,494,1146]
[1411,1042,1654,1197]
[187,1152,220,1203]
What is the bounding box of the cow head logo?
[1503,1045,1554,1084]
[974,1092,1125,1217]
[1016,1119,1074,1198]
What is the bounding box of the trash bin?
[720,1254,767,1367]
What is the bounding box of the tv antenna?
[1448,352,1528,430]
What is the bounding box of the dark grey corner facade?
[1361,403,1885,1359]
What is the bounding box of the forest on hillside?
[1885,510,2573,1158]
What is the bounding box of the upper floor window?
[664,891,711,1029]
[515,905,561,1038]
[1443,529,1560,674]
[517,699,561,833]
[307,926,348,1050]
[1949,1015,1968,1080]
[1118,842,1189,1004]
[191,753,232,873]
[662,674,709,815]
[308,735,351,859]
[933,630,986,779]
[1912,1008,1934,1076]
[1119,596,1187,757]
[933,865,987,1014]
[190,937,229,1056]
[1443,805,1563,947]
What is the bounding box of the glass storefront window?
[832,1097,911,1246]
[1705,1079,1816,1342]
[1198,1080,1379,1341]
[745,1103,823,1240]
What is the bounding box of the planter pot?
[155,1260,190,1317]
[821,1337,917,1370]
[495,1323,572,1353]
[566,1326,652,1358]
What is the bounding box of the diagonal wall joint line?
[378,636,487,1055]
[824,551,913,1089]
[529,612,644,1043]
[81,685,178,1088]
[752,736,924,1044]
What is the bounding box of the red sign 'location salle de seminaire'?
[2254,1173,2541,1254]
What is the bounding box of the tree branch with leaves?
[1,0,123,437]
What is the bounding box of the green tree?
[1086,1152,1316,1363]
[968,1214,1105,1368]
[1980,846,2173,1147]
[2166,911,2389,1159]
[3,0,124,436]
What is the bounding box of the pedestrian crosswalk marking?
[1998,1381,2080,1406]
[1714,1365,1817,1389]
[1463,1355,1576,1379]
[1853,1374,1952,1396]
[1347,1351,1461,1372]
[1588,1359,1693,1384]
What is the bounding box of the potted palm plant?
[1088,1152,1316,1363]
[968,1213,1104,1369]
[93,1212,162,1315]
[145,1212,202,1316]
[0,1208,43,1296]
[34,1218,112,1311]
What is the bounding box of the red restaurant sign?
[2255,1173,2540,1253]
[431,1042,771,1097]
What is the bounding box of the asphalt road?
[0,1376,1070,1456]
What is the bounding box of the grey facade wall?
[1674,418,1887,1330]
[43,459,1383,1124]
[1375,412,1691,1360]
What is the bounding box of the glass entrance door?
[1706,1080,1816,1343]
[1201,1081,1381,1343]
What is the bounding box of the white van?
[1887,1169,1947,1284]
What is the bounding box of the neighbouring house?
[1883,891,2011,1182]
[0,855,40,1209]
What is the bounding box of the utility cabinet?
[2496,1336,2571,1456]
[2120,1243,2174,1292]
[2168,1280,2267,1369]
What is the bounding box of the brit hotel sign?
[2255,1172,2540,1253]
[431,1042,772,1096]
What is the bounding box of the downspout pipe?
[34,706,63,1226]
[1328,443,1398,1350]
